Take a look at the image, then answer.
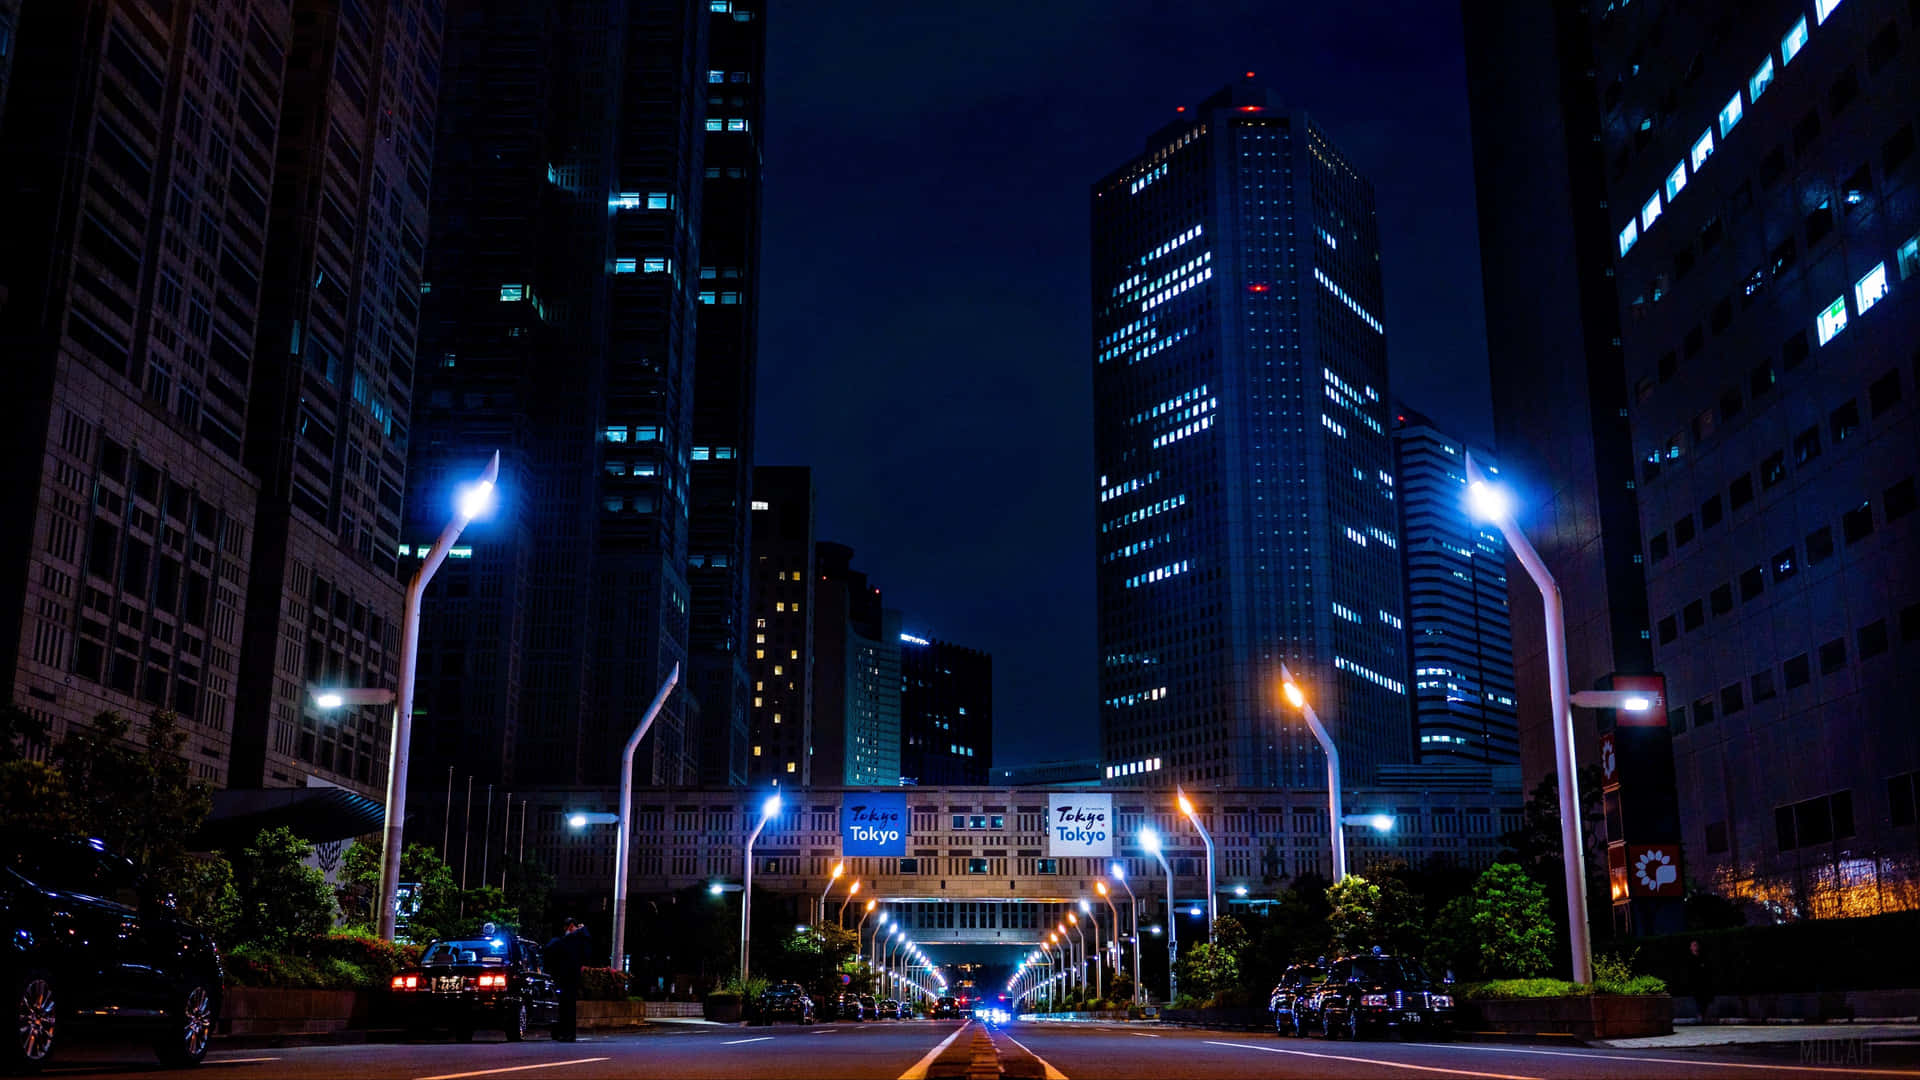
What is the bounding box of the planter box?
[220,988,365,1037]
[1158,1006,1269,1030]
[643,1000,706,1019]
[703,997,743,1023]
[1464,994,1672,1040]
[577,1001,648,1030]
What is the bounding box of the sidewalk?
[1593,1022,1920,1050]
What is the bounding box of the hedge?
[1469,976,1667,1000]
[1635,910,1920,994]
[578,967,632,1001]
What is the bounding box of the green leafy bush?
[307,934,422,983]
[227,946,335,989]
[1471,863,1554,978]
[234,827,336,950]
[1467,975,1667,999]
[578,967,631,1001]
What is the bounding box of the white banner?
[1047,792,1114,857]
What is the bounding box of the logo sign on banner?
[1048,793,1113,857]
[842,793,908,856]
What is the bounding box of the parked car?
[755,983,815,1025]
[858,993,878,1019]
[3,835,225,1070]
[933,995,960,1019]
[386,934,560,1042]
[877,998,902,1019]
[1268,962,1327,1036]
[1302,950,1453,1040]
[829,991,866,1021]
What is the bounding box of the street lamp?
[1093,882,1122,1002]
[1108,864,1139,1004]
[741,792,782,982]
[1079,900,1103,1002]
[839,880,864,928]
[1465,451,1592,985]
[1176,787,1217,934]
[1571,690,1662,712]
[856,902,879,965]
[1278,663,1347,882]
[1067,914,1089,1000]
[311,688,395,710]
[865,914,889,972]
[1139,827,1177,1004]
[820,862,845,924]
[378,450,499,942]
[613,665,680,971]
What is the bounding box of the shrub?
[226,946,329,989]
[1471,863,1554,977]
[578,967,631,1001]
[1467,975,1667,999]
[234,827,336,950]
[307,933,422,982]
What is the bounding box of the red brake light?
[393,975,419,990]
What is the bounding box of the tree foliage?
[235,826,337,949]
[1325,875,1380,955]
[1471,862,1555,978]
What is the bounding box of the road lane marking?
[723,1036,775,1044]
[207,1058,283,1065]
[1001,1033,1069,1080]
[899,1020,973,1080]
[413,1059,611,1080]
[1130,1031,1161,1037]
[1426,1043,1920,1077]
[1204,1041,1541,1080]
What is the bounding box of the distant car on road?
[877,998,902,1019]
[386,935,560,1042]
[1268,962,1327,1036]
[1301,951,1453,1040]
[3,835,225,1070]
[754,983,814,1025]
[933,995,960,1019]
[858,993,878,1019]
[829,991,866,1021]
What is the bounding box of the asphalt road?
[38,1018,1919,1079]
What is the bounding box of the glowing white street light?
[819,862,845,924]
[1139,827,1177,1003]
[1108,864,1139,1004]
[1464,451,1592,985]
[741,792,782,982]
[377,451,499,942]
[1570,690,1662,712]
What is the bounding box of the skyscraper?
[899,633,992,786]
[1392,406,1518,767]
[1,0,440,798]
[1093,83,1410,789]
[409,0,761,790]
[746,466,813,786]
[1462,0,1653,795]
[814,542,900,787]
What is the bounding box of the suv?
[1268,962,1326,1036]
[857,993,878,1019]
[755,983,815,1025]
[830,991,866,1021]
[386,934,560,1041]
[2,836,226,1070]
[933,995,960,1019]
[1304,951,1453,1040]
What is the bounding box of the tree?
[340,839,469,942]
[171,853,241,943]
[1500,767,1609,944]
[1325,875,1380,956]
[1180,942,1239,1003]
[51,710,212,882]
[235,827,337,950]
[1367,862,1427,960]
[1471,862,1555,978]
[1427,895,1478,981]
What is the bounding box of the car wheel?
[153,982,216,1068]
[504,1003,528,1042]
[8,970,57,1071]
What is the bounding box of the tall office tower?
[0,2,288,782]
[1092,83,1410,790]
[229,1,442,794]
[0,0,19,117]
[814,542,901,787]
[746,466,813,786]
[1587,0,1920,909]
[1393,406,1519,767]
[411,0,746,790]
[688,0,765,786]
[1463,0,1654,796]
[899,633,992,786]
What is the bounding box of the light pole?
[839,881,864,928]
[820,862,845,925]
[1175,787,1217,934]
[864,913,888,970]
[858,905,882,966]
[614,664,679,971]
[1465,452,1592,985]
[741,792,782,982]
[1057,922,1079,1000]
[1079,900,1103,1002]
[1140,827,1177,1004]
[1279,663,1347,882]
[1093,882,1122,1001]
[377,451,499,941]
[1108,865,1139,1004]
[884,928,904,998]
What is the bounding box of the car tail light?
[1360,993,1390,1007]
[392,975,419,990]
[477,974,507,989]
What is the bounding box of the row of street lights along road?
[311,454,1654,998]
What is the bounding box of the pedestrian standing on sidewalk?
[546,916,592,1041]
[1688,939,1712,1021]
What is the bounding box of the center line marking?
[1130,1031,1161,1037]
[899,1020,973,1080]
[1425,1043,1920,1077]
[723,1036,775,1044]
[1204,1041,1541,1080]
[413,1058,611,1080]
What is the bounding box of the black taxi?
[1268,961,1327,1036]
[1302,949,1453,1040]
[388,934,560,1041]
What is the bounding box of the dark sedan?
[828,991,866,1021]
[3,836,225,1070]
[1302,951,1453,1040]
[1268,962,1326,1036]
[932,995,960,1019]
[387,935,560,1041]
[754,983,815,1025]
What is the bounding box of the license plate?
[436,977,463,993]
[1404,1012,1423,1022]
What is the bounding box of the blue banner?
[842,793,909,856]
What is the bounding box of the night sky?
[755,1,1492,767]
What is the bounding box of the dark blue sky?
[755,1,1492,767]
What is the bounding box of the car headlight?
[1360,994,1390,1007]
[1430,994,1453,1008]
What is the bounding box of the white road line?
[206,1058,283,1065]
[1129,1031,1161,1037]
[1203,1041,1542,1080]
[1425,1043,1920,1077]
[413,1058,611,1080]
[899,1020,973,1080]
[1001,1032,1069,1080]
[814,1027,838,1033]
[723,1036,776,1044]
